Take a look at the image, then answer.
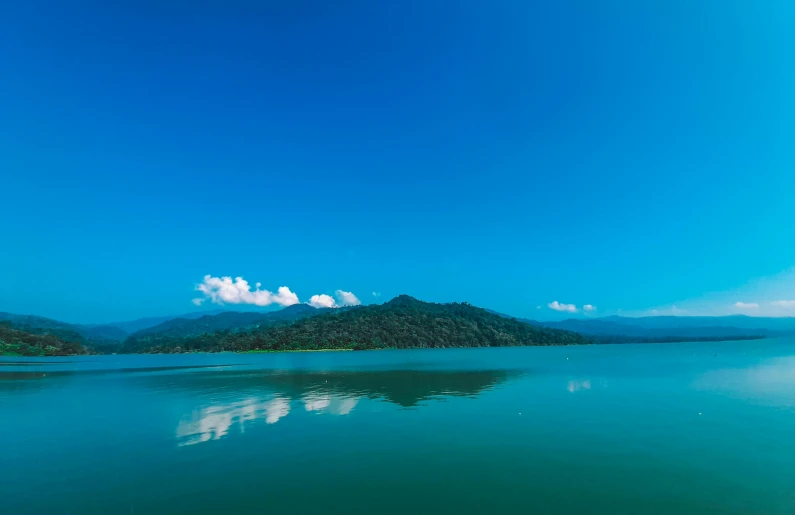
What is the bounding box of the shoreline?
[243,348,354,354]
[0,335,773,359]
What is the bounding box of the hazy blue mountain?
[104,309,226,334]
[122,304,329,352]
[130,304,324,338]
[520,315,795,338]
[0,312,126,351]
[78,324,129,341]
[599,315,795,332]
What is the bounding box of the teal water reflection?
[2,341,794,514]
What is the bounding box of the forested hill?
[0,312,125,353]
[126,295,590,353]
[0,322,89,356]
[121,303,330,353]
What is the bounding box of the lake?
[2,339,794,514]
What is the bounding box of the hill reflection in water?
[171,368,520,446]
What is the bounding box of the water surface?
[2,340,794,514]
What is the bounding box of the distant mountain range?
[121,304,332,353]
[0,308,231,353]
[0,322,89,356]
[97,309,226,335]
[0,312,127,353]
[1,300,790,356]
[518,314,795,339]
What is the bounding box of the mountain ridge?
[1,301,788,356]
[522,314,795,338]
[121,303,332,353]
[0,322,89,356]
[125,296,590,353]
[0,312,125,352]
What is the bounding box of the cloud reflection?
[176,396,290,446]
[303,393,360,415]
[264,397,291,424]
[566,379,592,393]
[303,393,331,412]
[177,392,361,446]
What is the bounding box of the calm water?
[2,340,794,514]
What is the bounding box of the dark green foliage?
[126,295,590,353]
[0,322,89,356]
[122,304,329,353]
[132,312,271,338]
[106,309,225,334]
[0,312,124,353]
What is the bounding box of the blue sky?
[2,1,794,323]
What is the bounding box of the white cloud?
[733,302,760,310]
[309,294,336,309]
[548,301,578,313]
[583,304,596,312]
[372,291,381,297]
[639,267,795,317]
[193,275,299,307]
[336,290,361,306]
[308,290,362,308]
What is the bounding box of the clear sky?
[2,1,795,323]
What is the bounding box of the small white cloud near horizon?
[336,290,361,306]
[733,301,760,310]
[193,275,299,307]
[372,291,381,297]
[309,294,336,308]
[583,304,596,312]
[644,266,795,317]
[548,301,578,313]
[308,290,362,308]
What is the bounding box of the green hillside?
[126,295,590,353]
[0,322,89,356]
[0,312,124,352]
[121,303,329,353]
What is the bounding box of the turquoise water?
[2,340,794,514]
